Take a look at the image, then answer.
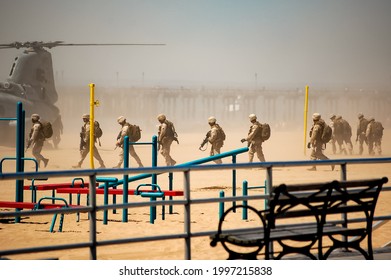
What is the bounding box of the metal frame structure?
[0,158,391,260]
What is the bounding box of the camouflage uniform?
[157,114,177,166]
[366,117,383,156]
[73,114,105,168]
[243,114,265,162]
[333,115,353,155]
[308,113,330,171]
[329,114,337,154]
[207,117,225,164]
[28,114,49,168]
[356,113,369,155]
[114,116,143,168]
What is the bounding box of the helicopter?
[0,41,164,147]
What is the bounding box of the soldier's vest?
[215,124,226,142]
[164,120,176,139]
[371,121,384,139]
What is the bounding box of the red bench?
[23,180,98,204]
[56,187,183,196]
[56,187,184,224]
[0,197,83,232]
[0,200,77,209]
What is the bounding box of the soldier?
[366,117,384,156]
[307,113,333,171]
[241,113,266,162]
[27,114,49,168]
[204,116,226,164]
[157,114,178,166]
[114,116,144,168]
[333,115,353,155]
[329,114,337,154]
[356,113,369,155]
[72,114,105,168]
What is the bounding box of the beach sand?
[1,129,390,260]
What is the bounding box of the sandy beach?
[1,129,391,260]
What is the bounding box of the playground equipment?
[101,145,249,223]
[0,102,26,222]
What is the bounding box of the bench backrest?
[325,177,388,224]
[267,177,388,229]
[266,181,337,228]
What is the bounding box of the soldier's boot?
[72,162,82,168]
[113,163,122,168]
[99,161,106,168]
[43,158,49,168]
[134,156,144,168]
[307,166,317,171]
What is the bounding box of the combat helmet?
[117,116,126,123]
[208,116,216,124]
[312,113,321,121]
[157,114,166,122]
[31,114,40,121]
[249,114,257,121]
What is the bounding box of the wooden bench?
[210,177,388,260]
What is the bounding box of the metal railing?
[1,157,391,259]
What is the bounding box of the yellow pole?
[303,85,309,156]
[89,83,95,168]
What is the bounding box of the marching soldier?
[200,116,225,164]
[308,113,333,171]
[332,115,353,155]
[27,114,49,168]
[114,116,144,168]
[72,114,105,168]
[241,114,266,162]
[157,114,178,166]
[356,113,369,155]
[366,117,384,156]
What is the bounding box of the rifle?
[199,131,211,151]
[79,132,86,151]
[240,138,251,147]
[25,139,32,152]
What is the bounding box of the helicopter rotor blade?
[0,41,165,50]
[55,43,166,47]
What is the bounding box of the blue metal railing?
[0,157,391,260]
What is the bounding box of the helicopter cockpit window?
[9,57,18,76]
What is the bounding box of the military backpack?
[39,121,53,139]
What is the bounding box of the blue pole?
[232,154,237,212]
[242,180,248,220]
[219,191,225,220]
[122,136,129,222]
[151,135,158,223]
[168,172,173,214]
[15,102,24,223]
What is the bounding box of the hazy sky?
[1,0,391,88]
